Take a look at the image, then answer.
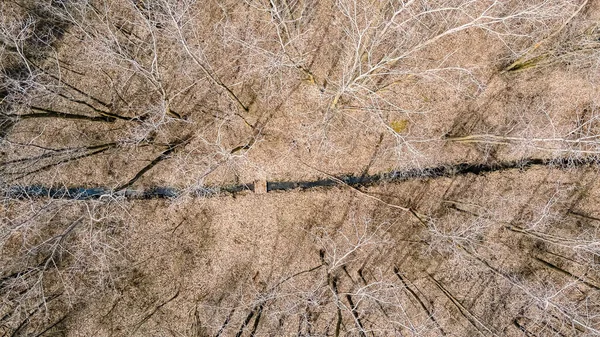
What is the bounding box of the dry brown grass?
[2,0,600,335]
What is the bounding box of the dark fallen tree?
[2,155,597,200]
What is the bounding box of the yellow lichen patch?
[390,119,409,133]
[302,73,315,84]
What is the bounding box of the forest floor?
[1,0,600,336]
